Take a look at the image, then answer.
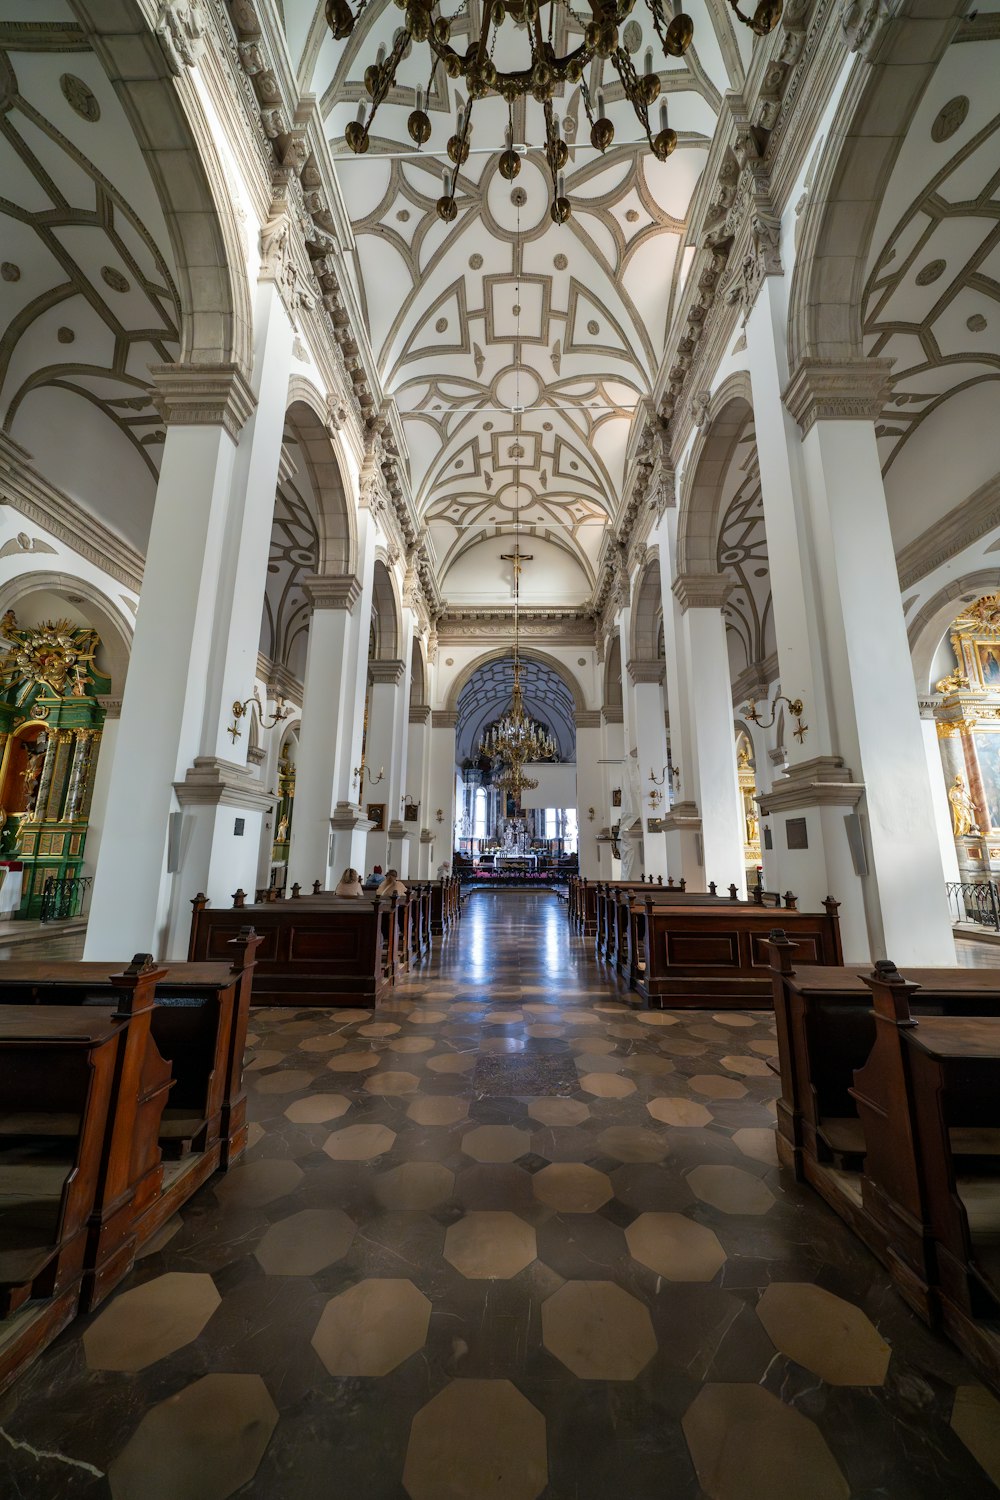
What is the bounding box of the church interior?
[1,0,1000,1493]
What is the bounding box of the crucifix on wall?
[500,544,533,598]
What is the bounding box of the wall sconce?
[353,763,384,786]
[587,806,596,822]
[649,763,680,793]
[648,787,664,808]
[744,693,808,743]
[227,689,290,743]
[435,807,444,823]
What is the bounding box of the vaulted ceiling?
[455,655,576,761]
[281,0,749,603]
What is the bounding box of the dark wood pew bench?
[625,896,842,1007]
[602,884,736,974]
[189,891,392,1007]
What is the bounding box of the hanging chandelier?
[327,0,783,224]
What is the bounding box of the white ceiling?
[280,0,747,603]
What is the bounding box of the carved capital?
[409,703,432,724]
[368,658,405,685]
[783,358,895,436]
[431,710,458,729]
[672,573,734,612]
[302,573,361,610]
[155,0,205,74]
[148,364,256,442]
[575,710,603,729]
[627,658,666,686]
[602,706,624,725]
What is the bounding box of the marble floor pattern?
[3,892,1000,1499]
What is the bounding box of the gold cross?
[500,546,533,579]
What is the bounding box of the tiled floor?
[2,892,1000,1498]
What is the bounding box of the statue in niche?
[948,772,980,838]
[276,814,289,843]
[19,734,47,817]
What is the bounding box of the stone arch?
[630,555,663,663]
[370,557,401,660]
[77,0,252,375]
[409,636,427,706]
[604,635,623,712]
[908,569,1000,693]
[0,569,132,695]
[446,646,589,718]
[286,382,355,576]
[676,373,754,575]
[787,0,966,369]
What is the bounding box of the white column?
[575,712,604,877]
[427,711,458,873]
[628,666,670,879]
[653,509,702,884]
[784,360,955,963]
[84,367,256,960]
[920,705,961,887]
[385,610,417,876]
[407,702,434,875]
[364,658,405,872]
[673,575,746,895]
[81,701,120,903]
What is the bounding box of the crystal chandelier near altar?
[326,0,783,224]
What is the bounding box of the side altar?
[0,613,109,918]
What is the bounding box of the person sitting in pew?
[334,868,364,898]
[363,866,383,890]
[377,868,407,898]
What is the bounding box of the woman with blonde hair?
[334,867,364,897]
[376,867,407,898]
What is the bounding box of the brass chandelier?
[327,0,783,224]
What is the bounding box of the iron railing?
[40,875,92,923]
[946,880,1000,931]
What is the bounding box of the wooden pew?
[571,876,666,937]
[189,891,391,1007]
[0,929,259,1172]
[427,875,460,935]
[632,896,842,1007]
[602,883,734,973]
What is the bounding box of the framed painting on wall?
[367,803,386,832]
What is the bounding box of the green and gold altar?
[0,612,109,918]
[934,594,1000,878]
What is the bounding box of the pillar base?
[661,801,704,890]
[329,802,373,886]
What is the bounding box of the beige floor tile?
[312,1278,430,1376]
[687,1165,775,1215]
[251,1068,315,1095]
[607,1022,646,1039]
[636,1011,679,1027]
[284,1093,351,1124]
[326,1050,381,1072]
[533,1163,613,1212]
[374,1162,455,1209]
[689,1074,747,1100]
[365,1069,421,1096]
[623,1054,677,1077]
[527,1097,591,1127]
[403,1379,547,1500]
[358,1022,402,1037]
[255,1208,356,1275]
[542,1281,656,1380]
[444,1211,537,1278]
[214,1159,303,1207]
[333,1009,374,1023]
[407,1095,471,1126]
[596,1125,670,1162]
[108,1374,277,1500]
[756,1283,891,1385]
[646,1096,713,1127]
[579,1072,636,1099]
[426,1051,476,1073]
[732,1127,778,1164]
[657,1037,707,1057]
[323,1123,397,1160]
[682,1383,849,1500]
[570,1036,616,1054]
[484,1009,525,1024]
[244,1050,283,1072]
[712,1013,757,1028]
[84,1273,220,1372]
[408,1009,449,1024]
[750,1038,780,1057]
[721,1054,773,1078]
[951,1386,1000,1489]
[389,1036,437,1053]
[297,1034,348,1053]
[626,1212,727,1282]
[526,1024,564,1038]
[462,1124,532,1162]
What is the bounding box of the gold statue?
[276,814,289,843]
[948,772,979,838]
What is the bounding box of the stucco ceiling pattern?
[280,0,746,597]
[864,46,1000,476]
[456,656,576,762]
[714,417,771,679]
[0,32,180,485]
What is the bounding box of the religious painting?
[611,788,622,808]
[973,730,1000,831]
[976,642,1000,688]
[367,802,386,832]
[403,801,419,822]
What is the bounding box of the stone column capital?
[602,706,624,725]
[97,695,123,721]
[431,710,458,729]
[148,363,256,441]
[627,658,666,686]
[575,710,603,729]
[368,658,405,685]
[672,573,733,612]
[409,703,432,724]
[302,573,362,610]
[783,357,894,436]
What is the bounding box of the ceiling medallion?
[915,259,946,286]
[327,0,782,225]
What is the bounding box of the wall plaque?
[786,817,808,850]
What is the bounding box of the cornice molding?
[0,433,144,593]
[97,694,123,721]
[431,710,458,729]
[148,362,257,441]
[896,475,1000,591]
[732,653,779,708]
[757,756,864,815]
[369,658,405,685]
[255,650,303,705]
[783,357,895,436]
[435,608,596,646]
[302,573,361,610]
[409,703,431,724]
[602,707,624,725]
[672,573,734,612]
[627,658,666,686]
[661,801,702,832]
[173,755,275,811]
[575,710,603,729]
